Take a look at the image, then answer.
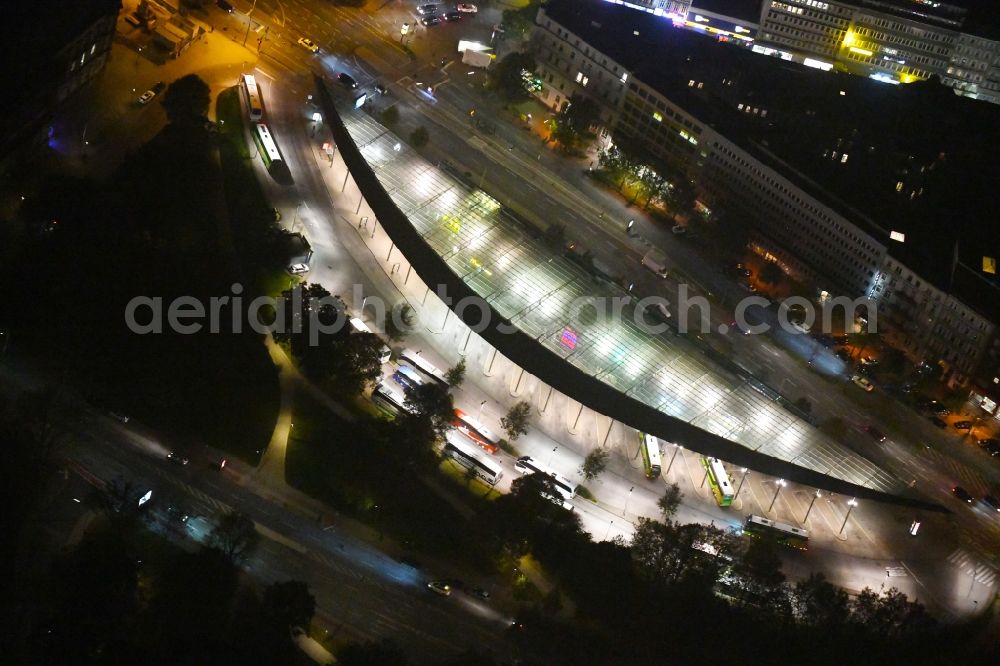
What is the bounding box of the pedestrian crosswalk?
[947,548,998,587]
[180,482,232,515]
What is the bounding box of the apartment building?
[757,0,1000,103]
[533,0,1000,386]
[1,0,122,155]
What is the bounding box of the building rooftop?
[690,0,764,24]
[542,0,1000,321]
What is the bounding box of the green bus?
[638,432,661,479]
[702,456,734,506]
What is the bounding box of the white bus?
[253,123,282,167]
[743,514,809,550]
[399,348,449,387]
[241,73,264,121]
[638,432,662,479]
[349,317,392,364]
[443,435,503,486]
[513,456,577,501]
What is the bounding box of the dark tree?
[325,331,386,395]
[487,52,536,101]
[262,580,316,629]
[445,358,467,388]
[409,126,429,148]
[380,105,400,126]
[793,397,812,414]
[384,302,415,342]
[209,511,259,563]
[500,401,531,441]
[792,572,851,627]
[403,382,454,437]
[656,482,684,521]
[759,261,784,285]
[580,448,609,482]
[161,74,211,126]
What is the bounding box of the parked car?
[933,404,951,417]
[338,72,358,89]
[471,587,490,600]
[982,494,1000,512]
[671,224,687,236]
[416,4,439,15]
[151,80,166,93]
[217,0,234,12]
[953,420,973,430]
[444,10,462,21]
[457,3,478,12]
[861,355,879,366]
[138,90,156,105]
[929,416,947,429]
[373,82,388,95]
[297,37,320,53]
[427,581,451,596]
[166,506,190,523]
[833,334,849,345]
[979,440,1000,457]
[420,15,441,26]
[865,426,887,443]
[851,375,874,392]
[287,263,310,275]
[733,263,751,277]
[952,486,974,503]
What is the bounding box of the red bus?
[453,409,500,454]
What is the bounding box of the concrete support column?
[569,401,585,435]
[539,384,554,415]
[601,417,616,448]
[484,347,499,377]
[511,367,526,396]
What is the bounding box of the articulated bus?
[638,432,662,479]
[453,409,500,454]
[241,73,264,121]
[513,456,577,501]
[742,514,809,550]
[399,349,449,387]
[253,123,283,168]
[443,435,503,486]
[703,456,734,507]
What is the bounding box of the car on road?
[929,416,947,429]
[427,581,451,596]
[952,486,974,503]
[982,494,1000,512]
[851,375,874,392]
[138,89,156,105]
[671,224,687,236]
[297,37,319,53]
[457,3,478,12]
[861,355,879,366]
[865,426,886,443]
[836,349,852,362]
[978,439,1000,456]
[417,3,439,15]
[733,263,751,277]
[287,263,310,275]
[109,411,130,423]
[932,404,951,416]
[216,0,234,12]
[444,10,462,21]
[420,15,441,26]
[337,72,358,89]
[166,505,189,523]
[373,82,388,95]
[166,452,189,466]
[471,587,490,600]
[953,420,973,430]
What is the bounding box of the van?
[349,317,391,364]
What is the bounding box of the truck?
[641,248,669,278]
[462,49,494,69]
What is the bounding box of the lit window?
[841,153,849,163]
[896,181,904,191]
[688,80,695,87]
[620,72,628,83]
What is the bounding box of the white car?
[671,225,687,235]
[297,37,319,53]
[287,263,310,275]
[851,375,874,392]
[138,90,156,105]
[456,3,478,12]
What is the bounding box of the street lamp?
[734,468,749,501]
[767,478,786,514]
[839,498,858,535]
[664,443,682,476]
[604,519,615,541]
[623,486,634,517]
[477,400,487,421]
[803,489,821,523]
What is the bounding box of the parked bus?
[513,456,577,501]
[253,123,282,168]
[241,73,264,121]
[372,381,410,415]
[703,457,734,507]
[453,409,500,454]
[399,348,449,387]
[638,432,662,479]
[443,435,503,486]
[349,317,392,364]
[742,514,809,550]
[392,365,423,391]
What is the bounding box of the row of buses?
[240,74,285,169]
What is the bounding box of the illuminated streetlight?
[803,489,821,522]
[767,478,786,514]
[839,498,858,535]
